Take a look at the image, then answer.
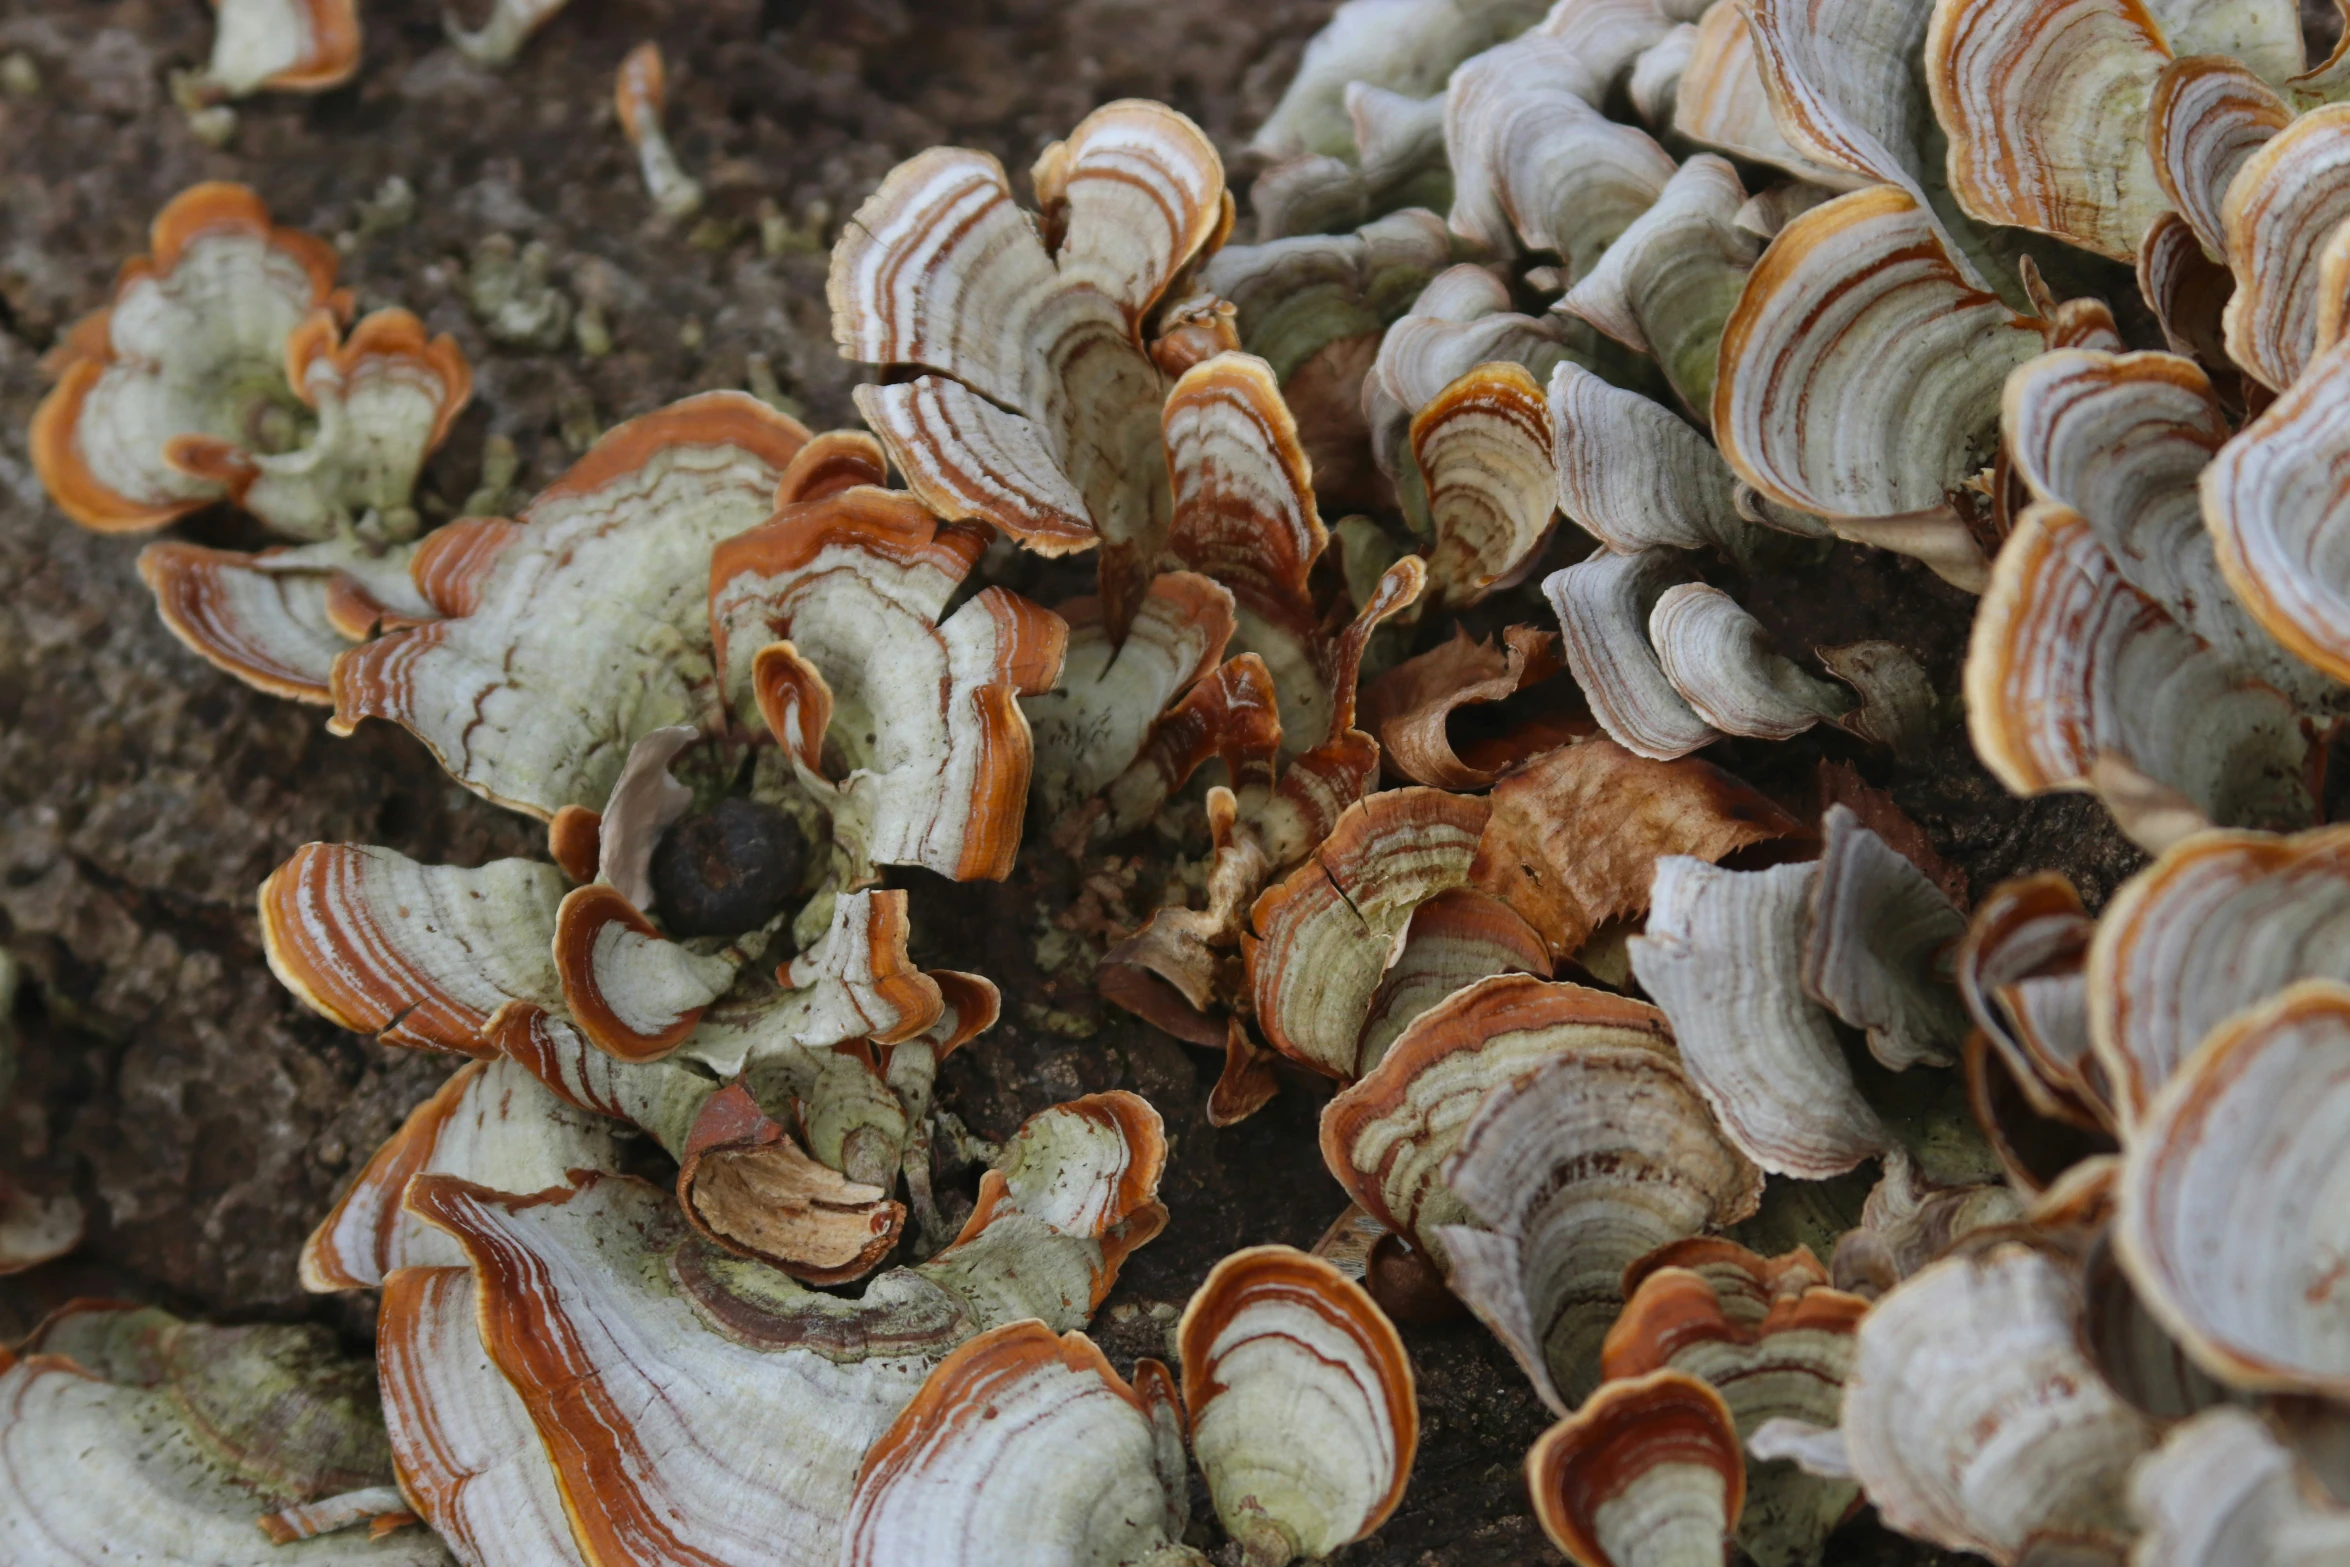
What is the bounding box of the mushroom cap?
[387,1087,1170,1567]
[1325,972,1673,1268]
[2220,104,2350,391]
[829,100,1225,636]
[1322,972,1674,1264]
[710,483,1066,882]
[1545,549,1722,761]
[1925,0,2299,262]
[2148,54,2291,261]
[1444,33,1676,275]
[2204,324,2350,685]
[300,1055,621,1291]
[1964,500,2313,850]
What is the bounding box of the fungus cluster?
[26,0,2350,1562]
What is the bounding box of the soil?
[0,1,2146,1561]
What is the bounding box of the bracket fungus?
[1321,973,1676,1265]
[829,100,1229,639]
[1246,786,1493,1082]
[842,1244,1413,1567]
[1434,1040,1763,1409]
[1966,499,2316,852]
[1957,872,2113,1142]
[615,43,702,219]
[1600,1248,1868,1567]
[0,1302,446,1564]
[1526,1367,1747,1567]
[2204,324,2350,685]
[265,396,1061,1279]
[1712,186,2034,590]
[2116,978,2350,1394]
[33,184,470,701]
[2129,1406,2350,1567]
[377,1091,1167,1567]
[1924,0,2304,264]
[1178,1245,1419,1565]
[1632,857,1890,1180]
[191,0,361,100]
[2087,825,2350,1130]
[1840,1240,2157,1563]
[445,0,569,64]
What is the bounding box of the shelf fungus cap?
[1443,33,1677,276]
[1545,549,1722,761]
[1247,787,1492,1082]
[384,1090,1171,1567]
[1557,153,1760,417]
[1713,185,2035,582]
[261,843,570,1056]
[1526,1368,1745,1567]
[200,0,361,97]
[1966,501,2314,852]
[711,483,1066,882]
[1178,1245,1418,1567]
[2218,105,2350,392]
[1998,346,2327,713]
[1673,2,1861,189]
[2203,327,2350,687]
[1435,1044,1762,1410]
[2147,55,2291,263]
[0,1302,445,1564]
[828,99,1226,637]
[1841,1240,2157,1563]
[842,1321,1197,1567]
[2087,825,2350,1131]
[1739,0,1940,195]
[1602,1253,1869,1567]
[1321,973,1675,1266]
[1648,583,1851,743]
[1802,803,1969,1071]
[1410,361,1559,609]
[300,1055,622,1291]
[332,391,812,818]
[2118,979,2350,1394]
[1023,572,1234,817]
[1958,872,2106,1128]
[2129,1405,2350,1567]
[34,184,468,553]
[1923,0,2299,263]
[1631,857,1893,1180]
[1548,360,1757,557]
